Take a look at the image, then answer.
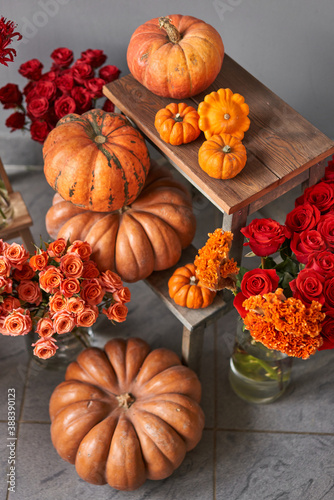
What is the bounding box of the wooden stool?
[0,158,35,253]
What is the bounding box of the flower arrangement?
[0,47,120,142]
[0,238,130,360]
[0,17,21,66]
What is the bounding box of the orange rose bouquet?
[0,238,130,360]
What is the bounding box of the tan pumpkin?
[154,102,201,146]
[198,133,247,180]
[46,163,196,282]
[168,263,216,308]
[49,337,205,491]
[43,109,150,212]
[127,15,224,99]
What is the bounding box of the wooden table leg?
[222,206,249,265]
[182,324,205,374]
[20,228,35,254]
[302,159,327,191]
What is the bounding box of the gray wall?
[0,0,333,165]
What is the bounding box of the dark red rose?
[234,292,247,319]
[285,203,320,234]
[241,268,279,298]
[99,65,120,83]
[102,99,115,113]
[318,311,334,350]
[30,120,51,143]
[324,156,334,182]
[51,47,73,68]
[71,86,92,113]
[306,250,334,274]
[34,80,57,101]
[72,62,94,84]
[84,78,105,99]
[0,83,23,109]
[18,59,43,80]
[23,81,35,97]
[54,95,76,119]
[317,213,334,249]
[40,70,58,81]
[5,111,25,131]
[55,73,74,93]
[323,273,334,310]
[295,182,334,213]
[289,268,325,306]
[80,49,106,68]
[27,97,49,119]
[241,218,290,257]
[290,230,327,264]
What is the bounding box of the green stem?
[261,257,265,269]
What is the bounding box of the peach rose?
[0,312,9,334]
[0,256,11,277]
[67,296,85,315]
[13,263,35,281]
[76,305,98,327]
[60,277,80,298]
[53,310,75,334]
[4,242,29,270]
[3,308,32,336]
[60,253,83,278]
[0,239,9,253]
[82,260,100,279]
[0,276,12,293]
[32,337,58,359]
[29,251,48,271]
[2,296,20,313]
[80,278,104,305]
[47,238,67,259]
[112,287,131,304]
[99,270,123,293]
[17,280,42,305]
[36,317,55,338]
[68,240,92,261]
[39,266,63,293]
[103,302,128,323]
[49,291,67,315]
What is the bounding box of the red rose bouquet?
[0,47,120,142]
[0,238,130,360]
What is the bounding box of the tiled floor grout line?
[213,321,218,500]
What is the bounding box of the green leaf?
[262,256,277,269]
[280,271,295,290]
[275,256,299,277]
[245,251,256,258]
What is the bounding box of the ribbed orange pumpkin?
[154,102,201,145]
[43,109,150,212]
[168,263,216,308]
[49,337,205,491]
[198,133,247,180]
[46,163,196,283]
[127,15,224,99]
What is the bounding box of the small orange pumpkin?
[198,134,247,180]
[154,103,201,146]
[168,263,216,309]
[198,88,250,140]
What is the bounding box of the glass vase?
[229,321,293,404]
[0,180,13,229]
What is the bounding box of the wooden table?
[104,54,334,372]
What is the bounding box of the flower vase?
[229,321,293,404]
[0,180,13,229]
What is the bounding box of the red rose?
[34,80,57,101]
[285,203,321,234]
[241,218,290,257]
[317,213,334,249]
[241,268,279,297]
[40,70,58,81]
[80,49,106,68]
[70,87,92,113]
[323,273,334,310]
[233,293,247,319]
[102,99,115,113]
[99,65,120,83]
[289,268,325,306]
[54,95,76,119]
[50,47,74,68]
[27,97,49,119]
[30,120,50,143]
[72,62,94,84]
[306,250,334,274]
[23,81,35,97]
[290,230,327,264]
[323,157,334,182]
[295,182,334,213]
[0,83,23,109]
[55,73,74,93]
[19,59,43,80]
[5,112,25,131]
[318,311,334,350]
[84,78,106,99]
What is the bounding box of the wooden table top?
[103,54,334,215]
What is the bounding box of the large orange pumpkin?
[49,337,205,491]
[46,163,196,282]
[43,109,150,212]
[127,15,224,99]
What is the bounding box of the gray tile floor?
[1,164,334,500]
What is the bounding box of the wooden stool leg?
[302,159,327,191]
[222,206,249,265]
[182,324,205,374]
[19,228,35,254]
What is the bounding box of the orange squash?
[198,134,247,180]
[43,109,150,212]
[49,337,205,491]
[154,103,201,146]
[127,15,224,99]
[168,263,216,308]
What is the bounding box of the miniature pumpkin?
[168,263,216,308]
[49,337,205,491]
[43,109,150,212]
[127,15,224,99]
[46,163,196,283]
[154,103,201,146]
[198,134,247,180]
[198,88,250,140]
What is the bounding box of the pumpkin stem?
[189,275,198,285]
[222,145,232,154]
[159,17,182,44]
[95,135,106,144]
[224,113,230,120]
[174,113,183,122]
[116,392,135,409]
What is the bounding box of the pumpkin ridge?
[99,146,129,207]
